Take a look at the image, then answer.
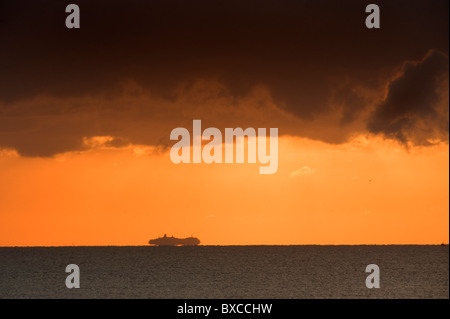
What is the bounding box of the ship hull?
[149,236,200,246]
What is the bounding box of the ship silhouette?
[148,234,200,246]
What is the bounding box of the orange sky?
[0,1,448,246]
[1,135,448,246]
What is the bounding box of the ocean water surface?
[0,245,448,298]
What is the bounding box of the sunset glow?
[1,134,447,246]
[0,0,448,247]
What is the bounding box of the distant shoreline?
[0,244,448,248]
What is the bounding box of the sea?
[0,245,448,299]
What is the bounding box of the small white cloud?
[133,147,150,157]
[290,166,315,178]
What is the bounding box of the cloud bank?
[0,0,448,156]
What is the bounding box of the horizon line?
[1,243,448,248]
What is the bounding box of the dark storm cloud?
[0,0,448,156]
[368,50,449,145]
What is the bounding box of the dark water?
[0,246,448,298]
